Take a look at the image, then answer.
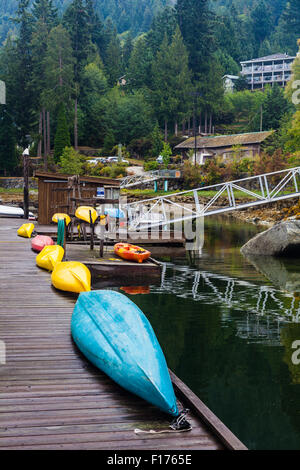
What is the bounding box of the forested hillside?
[0,0,299,179]
[0,0,170,43]
[212,0,299,60]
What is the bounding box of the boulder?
[240,219,300,257]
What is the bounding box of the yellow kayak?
[52,213,71,226]
[36,245,64,271]
[17,223,35,238]
[51,261,91,293]
[75,206,98,224]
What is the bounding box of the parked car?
[87,157,107,165]
[106,156,129,165]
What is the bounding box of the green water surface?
[120,216,300,450]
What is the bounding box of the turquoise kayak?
[71,290,178,417]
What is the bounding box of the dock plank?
[0,218,245,450]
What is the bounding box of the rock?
[240,219,300,257]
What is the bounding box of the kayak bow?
[71,290,178,417]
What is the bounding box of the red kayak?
[31,235,54,253]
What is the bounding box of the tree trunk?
[209,112,212,134]
[204,110,208,134]
[43,108,47,171]
[199,112,202,135]
[182,120,185,134]
[74,98,78,150]
[188,117,190,136]
[175,120,178,137]
[47,111,50,156]
[37,112,42,158]
[164,119,168,142]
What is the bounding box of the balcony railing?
[246,75,291,84]
[242,63,292,74]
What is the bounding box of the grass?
[0,187,23,194]
[0,188,38,194]
[121,188,262,199]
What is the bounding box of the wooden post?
[23,150,29,219]
[74,98,78,150]
[89,210,94,251]
[99,204,105,258]
[37,112,42,158]
[47,111,51,156]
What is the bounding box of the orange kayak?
[114,243,151,263]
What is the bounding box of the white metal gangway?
[120,170,161,188]
[123,167,300,230]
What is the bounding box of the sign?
[97,187,105,198]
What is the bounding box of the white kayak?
[0,205,35,219]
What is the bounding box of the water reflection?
[157,263,300,324]
[243,254,300,295]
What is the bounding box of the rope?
[134,409,192,435]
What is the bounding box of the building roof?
[241,53,295,64]
[34,171,120,186]
[175,131,273,150]
[223,75,239,80]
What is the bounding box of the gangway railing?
[123,167,300,230]
[120,170,160,188]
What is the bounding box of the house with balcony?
[240,53,295,90]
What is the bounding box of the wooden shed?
[35,172,120,225]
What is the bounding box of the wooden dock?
[0,218,247,450]
[36,225,185,247]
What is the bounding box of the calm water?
[102,216,300,450]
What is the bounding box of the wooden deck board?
[0,217,246,450]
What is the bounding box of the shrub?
[144,161,159,172]
[59,147,85,175]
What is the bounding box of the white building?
[240,53,295,90]
[223,75,239,93]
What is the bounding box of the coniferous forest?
[0,0,299,179]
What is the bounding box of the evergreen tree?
[262,84,291,130]
[128,36,153,90]
[122,32,133,71]
[0,106,17,175]
[176,0,214,82]
[32,0,57,27]
[147,6,177,55]
[63,0,92,83]
[43,25,75,109]
[105,32,123,87]
[251,0,272,53]
[54,103,71,162]
[151,29,193,140]
[13,0,35,145]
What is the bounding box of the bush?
[98,164,127,179]
[144,161,159,172]
[59,147,85,175]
